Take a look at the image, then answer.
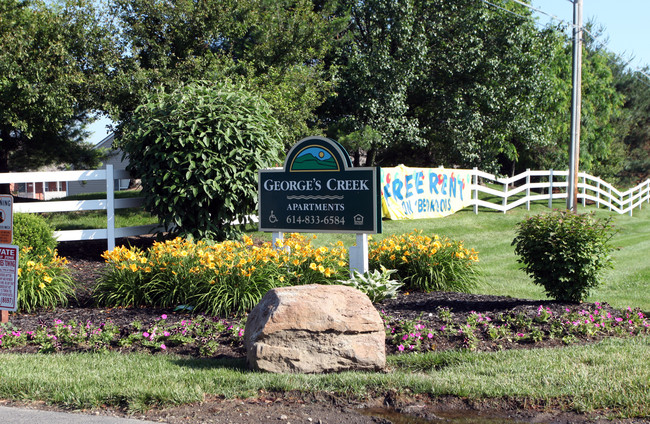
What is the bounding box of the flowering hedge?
[17,247,75,313]
[96,232,481,315]
[369,230,481,292]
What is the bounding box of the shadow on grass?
[172,356,248,371]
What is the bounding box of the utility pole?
[567,0,583,212]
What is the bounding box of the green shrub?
[512,210,617,302]
[13,214,73,312]
[13,213,57,257]
[369,231,481,293]
[338,266,402,303]
[17,247,75,313]
[119,80,284,241]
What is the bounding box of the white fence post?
[582,175,586,208]
[596,179,601,208]
[609,187,613,211]
[473,167,478,215]
[548,169,554,209]
[526,169,530,211]
[106,165,116,251]
[502,180,507,214]
[629,190,634,217]
[620,192,624,215]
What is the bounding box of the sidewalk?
[0,406,159,423]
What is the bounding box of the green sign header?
[258,136,381,233]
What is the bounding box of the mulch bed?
[2,236,637,356]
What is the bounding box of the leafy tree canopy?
[0,0,117,174]
[107,0,346,144]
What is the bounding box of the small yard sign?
[0,195,13,244]
[259,136,381,234]
[0,244,19,314]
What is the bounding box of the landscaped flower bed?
[3,232,647,357]
[93,232,481,316]
[2,292,647,356]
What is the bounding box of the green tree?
[320,0,559,172]
[529,23,625,180]
[119,80,284,240]
[612,63,650,183]
[108,0,344,144]
[406,0,556,173]
[319,0,426,166]
[0,0,115,177]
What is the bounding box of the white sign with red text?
[0,245,19,312]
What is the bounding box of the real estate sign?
[259,136,381,234]
[0,245,19,312]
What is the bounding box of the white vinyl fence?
[470,168,650,216]
[1,165,160,251]
[2,166,649,252]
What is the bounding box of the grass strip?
[0,336,647,417]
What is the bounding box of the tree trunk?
[365,148,377,167]
[353,149,361,167]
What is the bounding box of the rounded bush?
[13,213,58,256]
[119,80,284,241]
[512,210,617,302]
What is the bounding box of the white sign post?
[349,234,369,275]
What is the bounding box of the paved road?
[0,406,159,423]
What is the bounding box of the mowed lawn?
[270,199,650,311]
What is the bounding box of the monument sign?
[259,136,381,234]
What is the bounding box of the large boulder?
[244,284,385,373]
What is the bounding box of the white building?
[67,134,131,196]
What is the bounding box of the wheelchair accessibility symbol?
[268,210,278,224]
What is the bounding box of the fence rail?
[2,167,649,252]
[1,165,161,251]
[470,168,650,216]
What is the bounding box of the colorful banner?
[381,165,472,219]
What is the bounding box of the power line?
[508,0,568,24]
[581,27,650,88]
[482,0,650,86]
[481,0,529,20]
